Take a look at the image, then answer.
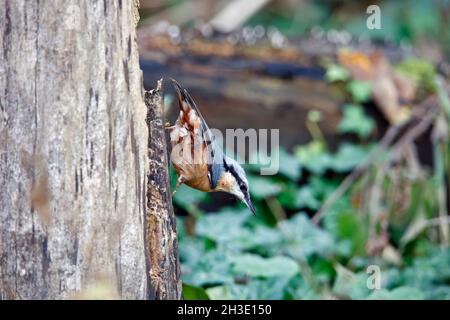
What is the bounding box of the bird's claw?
[165,122,175,130]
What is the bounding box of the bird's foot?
[171,176,185,196]
[165,122,175,130]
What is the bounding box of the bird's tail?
[170,78,194,115]
[170,78,212,131]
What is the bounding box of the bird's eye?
[240,184,247,192]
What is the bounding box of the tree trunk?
[0,0,178,300]
[145,80,181,300]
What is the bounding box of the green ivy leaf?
[182,283,210,300]
[206,286,231,300]
[310,257,336,284]
[231,254,299,278]
[247,175,283,199]
[284,274,319,299]
[196,208,250,244]
[395,58,437,92]
[367,287,425,300]
[331,143,370,172]
[279,213,334,260]
[278,148,302,181]
[206,276,295,300]
[325,64,350,82]
[324,202,368,256]
[294,186,321,210]
[294,141,332,175]
[402,249,450,290]
[237,225,284,253]
[182,250,234,287]
[173,184,208,210]
[338,104,375,138]
[278,184,320,210]
[179,237,209,268]
[332,265,372,299]
[347,81,372,103]
[309,175,339,200]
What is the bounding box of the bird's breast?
[170,122,212,192]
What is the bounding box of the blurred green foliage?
[248,0,450,58]
[173,54,450,300]
[157,0,450,300]
[178,202,450,299]
[396,58,438,92]
[176,140,450,300]
[338,104,375,139]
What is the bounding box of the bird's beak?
[243,194,256,216]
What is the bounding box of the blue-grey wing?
[206,138,224,189]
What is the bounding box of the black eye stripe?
[224,160,247,192]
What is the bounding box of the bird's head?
[214,156,256,215]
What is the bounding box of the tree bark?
[145,80,181,300]
[0,0,173,299]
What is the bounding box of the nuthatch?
[167,79,256,215]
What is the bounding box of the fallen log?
[137,32,415,151]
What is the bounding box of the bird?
[167,78,256,215]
